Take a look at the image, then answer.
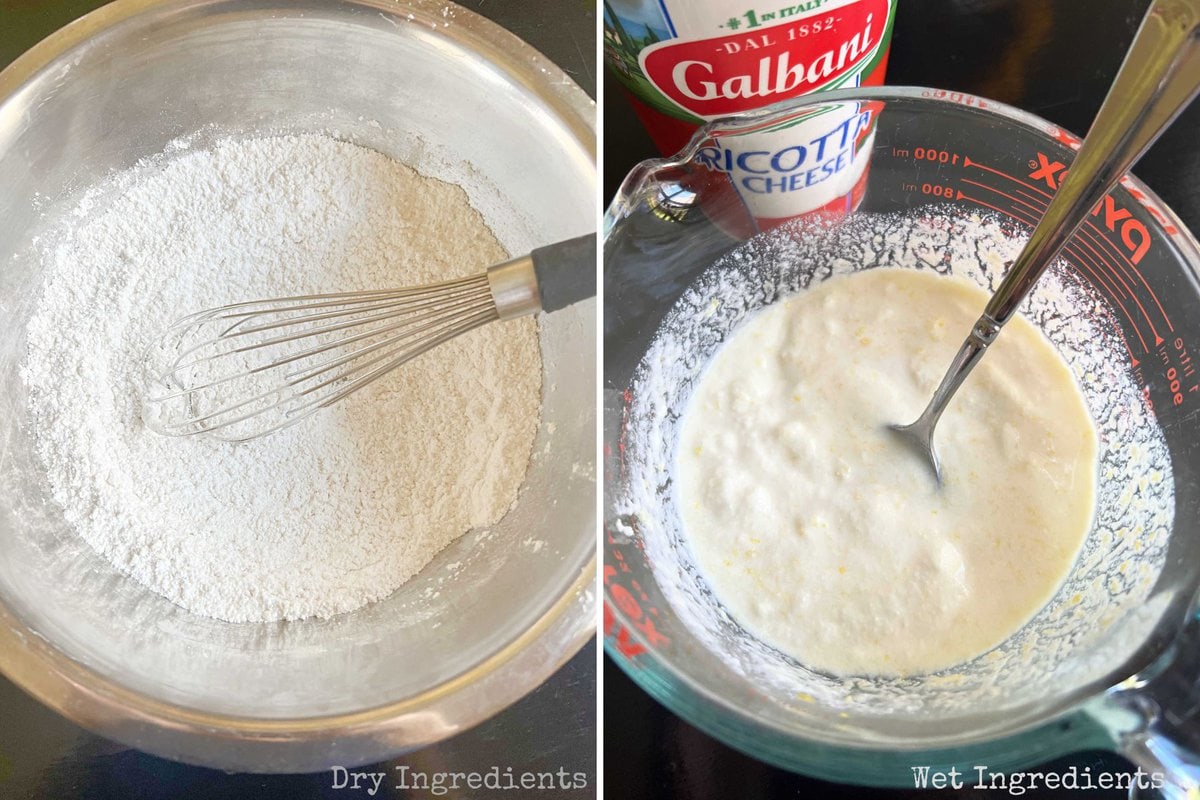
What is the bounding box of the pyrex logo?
[696,108,872,196]
[639,0,889,118]
[1030,152,1151,264]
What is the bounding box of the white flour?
[21,134,542,623]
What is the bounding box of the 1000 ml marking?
[892,146,959,164]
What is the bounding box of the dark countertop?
[603,1,1200,798]
[0,1,597,799]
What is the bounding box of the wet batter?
[677,268,1098,676]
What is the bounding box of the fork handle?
[532,233,597,314]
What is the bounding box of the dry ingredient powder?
[21,134,542,623]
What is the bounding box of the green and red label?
[606,0,896,230]
[639,0,890,119]
[605,0,896,154]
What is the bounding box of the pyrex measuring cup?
[603,87,1200,792]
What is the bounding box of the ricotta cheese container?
[604,0,897,229]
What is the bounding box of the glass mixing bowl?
[0,0,595,772]
[604,87,1200,792]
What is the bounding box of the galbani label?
[605,0,896,229]
[640,0,889,119]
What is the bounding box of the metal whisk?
[142,233,595,442]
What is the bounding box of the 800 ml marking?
[921,183,954,198]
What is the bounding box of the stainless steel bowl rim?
[0,0,596,753]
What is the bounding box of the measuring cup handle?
[1097,615,1200,800]
[1123,725,1200,800]
[984,0,1200,327]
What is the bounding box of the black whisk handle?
[532,233,597,314]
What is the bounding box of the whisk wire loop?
[142,273,501,441]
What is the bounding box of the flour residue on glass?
[617,208,1173,716]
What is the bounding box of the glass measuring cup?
[603,87,1200,792]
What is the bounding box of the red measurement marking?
[963,191,1150,351]
[962,155,1173,332]
[1050,126,1082,148]
[603,602,647,659]
[1066,245,1150,354]
[1123,181,1180,236]
[959,179,1134,306]
[956,191,1150,353]
[1058,247,1149,352]
[961,178,1045,219]
[603,559,671,657]
[1065,239,1130,302]
[966,175,1142,305]
[1079,228,1136,300]
[965,155,1048,193]
[1073,233,1163,345]
[1082,215,1172,335]
[1011,185,1047,206]
[1028,152,1064,188]
[1067,241,1132,306]
[1033,168,1171,331]
[956,192,1128,309]
[967,174,1161,317]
